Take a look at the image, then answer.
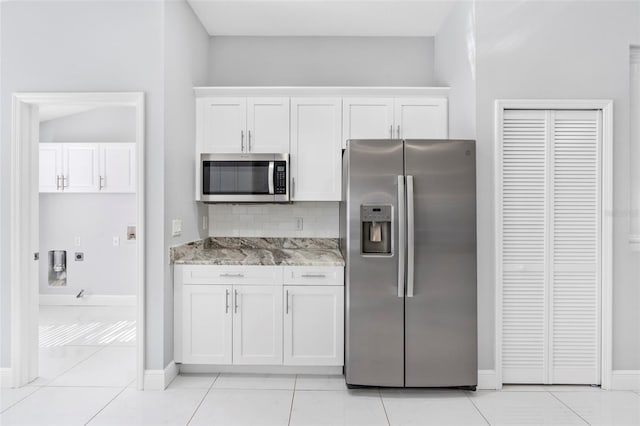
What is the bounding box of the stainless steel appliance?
[200,153,289,203]
[340,139,477,389]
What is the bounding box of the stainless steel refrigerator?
[340,139,477,389]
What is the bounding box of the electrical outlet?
[74,237,81,246]
[75,252,84,261]
[295,217,303,231]
[202,215,208,230]
[113,236,120,246]
[172,219,183,237]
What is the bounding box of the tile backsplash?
[208,202,339,238]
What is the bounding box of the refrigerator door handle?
[407,175,415,297]
[397,175,405,298]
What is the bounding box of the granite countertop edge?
[170,237,345,267]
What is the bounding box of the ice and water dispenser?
[361,205,392,254]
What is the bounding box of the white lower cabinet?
[232,285,283,365]
[181,285,232,364]
[175,265,344,368]
[284,285,344,366]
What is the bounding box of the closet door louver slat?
[501,110,547,384]
[550,110,601,384]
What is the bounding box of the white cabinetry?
[233,285,283,365]
[62,144,100,192]
[283,266,344,366]
[39,143,63,192]
[174,264,344,368]
[199,97,289,154]
[342,97,448,148]
[99,143,136,192]
[181,285,232,364]
[290,98,342,201]
[39,143,135,193]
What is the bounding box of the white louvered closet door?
[500,109,601,385]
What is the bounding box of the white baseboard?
[610,370,640,390]
[178,364,343,375]
[1,368,12,388]
[144,361,179,390]
[39,294,135,306]
[478,369,498,390]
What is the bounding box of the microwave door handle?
[268,161,275,194]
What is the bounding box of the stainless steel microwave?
[200,153,289,203]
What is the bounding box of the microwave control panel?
[274,161,287,194]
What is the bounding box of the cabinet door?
[342,98,394,148]
[201,97,247,153]
[181,285,233,364]
[99,143,135,193]
[232,285,283,365]
[394,98,448,139]
[247,98,290,153]
[62,144,99,192]
[284,286,344,366]
[39,143,63,192]
[290,98,342,201]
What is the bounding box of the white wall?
[39,194,136,295]
[475,0,640,370]
[208,36,435,86]
[434,2,476,140]
[39,106,136,142]
[209,202,339,238]
[163,0,210,365]
[0,0,165,370]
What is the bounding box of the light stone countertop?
[171,237,345,267]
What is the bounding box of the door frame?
[494,99,613,389]
[9,92,146,389]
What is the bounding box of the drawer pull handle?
[220,273,245,278]
[301,274,327,278]
[285,289,290,314]
[234,290,239,313]
[225,289,230,314]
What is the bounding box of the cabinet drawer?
[283,266,344,286]
[181,265,283,285]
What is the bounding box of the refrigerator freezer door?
[404,140,477,387]
[344,139,405,387]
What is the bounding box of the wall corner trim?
[1,368,13,388]
[610,370,640,390]
[477,369,499,390]
[143,361,178,391]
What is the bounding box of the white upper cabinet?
[342,98,395,145]
[290,97,342,201]
[62,144,100,192]
[201,97,247,153]
[342,97,448,148]
[39,143,63,192]
[99,143,136,193]
[394,97,448,140]
[200,97,289,154]
[39,143,135,193]
[246,97,290,153]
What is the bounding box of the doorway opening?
[9,93,145,389]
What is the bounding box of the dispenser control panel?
[361,205,392,222]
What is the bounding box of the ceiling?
[187,0,456,37]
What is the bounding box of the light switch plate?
[295,217,303,231]
[172,219,183,237]
[113,236,120,246]
[74,237,81,247]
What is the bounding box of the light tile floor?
[2,307,639,425]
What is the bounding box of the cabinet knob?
[241,130,245,152]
